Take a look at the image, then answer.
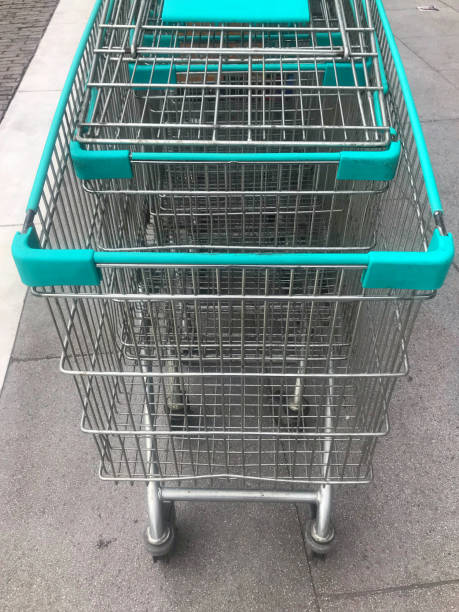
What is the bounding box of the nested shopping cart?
[13,0,453,559]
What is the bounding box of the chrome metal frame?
[20,0,444,554]
[76,0,391,150]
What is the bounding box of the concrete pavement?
[1,1,458,610]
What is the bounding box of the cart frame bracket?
[12,227,101,287]
[70,141,132,181]
[362,229,454,290]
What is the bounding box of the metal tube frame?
[144,375,337,546]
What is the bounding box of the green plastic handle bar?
[160,0,310,24]
[12,0,454,291]
[12,225,454,290]
[70,140,401,182]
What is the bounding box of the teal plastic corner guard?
[337,140,400,181]
[161,0,310,23]
[362,229,454,290]
[12,227,101,287]
[70,141,132,180]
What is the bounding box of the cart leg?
[144,479,176,559]
[143,436,177,560]
[142,363,177,560]
[313,484,335,542]
[305,375,336,555]
[146,480,168,545]
[305,487,335,556]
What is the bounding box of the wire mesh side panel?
[32,2,107,255]
[370,0,435,253]
[91,161,384,251]
[78,0,390,149]
[41,262,422,486]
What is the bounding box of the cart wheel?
[304,519,335,557]
[144,502,177,561]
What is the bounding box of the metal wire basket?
[12,0,454,557]
[76,0,391,151]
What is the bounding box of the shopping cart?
[13,0,453,560]
[71,0,398,256]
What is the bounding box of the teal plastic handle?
[12,226,454,291]
[70,140,401,182]
[12,0,454,291]
[161,0,310,24]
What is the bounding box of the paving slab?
[297,269,459,595]
[320,581,459,612]
[50,0,98,24]
[439,0,459,12]
[0,89,60,226]
[388,39,459,122]
[0,358,318,612]
[0,226,26,388]
[19,19,95,93]
[383,1,453,9]
[12,292,61,361]
[0,0,59,122]
[394,35,459,74]
[386,6,459,39]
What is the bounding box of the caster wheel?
[304,519,335,557]
[276,403,311,430]
[144,502,177,561]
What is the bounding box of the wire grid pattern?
[92,161,383,251]
[25,0,440,485]
[44,262,416,484]
[77,0,390,149]
[55,265,417,379]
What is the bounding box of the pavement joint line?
[439,0,459,13]
[9,354,61,364]
[319,577,459,602]
[0,286,27,404]
[421,117,459,123]
[295,504,323,612]
[18,89,62,93]
[395,35,459,94]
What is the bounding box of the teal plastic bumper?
[161,0,310,24]
[12,226,454,291]
[11,0,455,292]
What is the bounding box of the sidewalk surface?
[1,1,458,611]
[0,0,60,120]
